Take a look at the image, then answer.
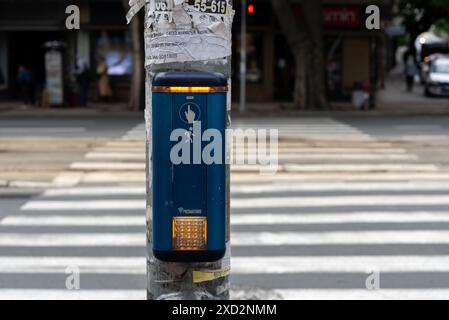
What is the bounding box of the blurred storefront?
[233,0,392,102]
[0,0,393,106]
[0,0,131,105]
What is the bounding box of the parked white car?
[424,56,449,97]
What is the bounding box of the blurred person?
[97,57,112,102]
[0,66,6,91]
[405,56,417,92]
[17,65,34,105]
[75,59,91,107]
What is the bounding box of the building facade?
[0,0,394,106]
[0,0,131,104]
[233,0,394,102]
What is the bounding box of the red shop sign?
[293,6,362,29]
[324,7,362,28]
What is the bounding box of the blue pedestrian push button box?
[152,72,228,262]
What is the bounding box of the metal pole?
[145,1,233,301]
[240,0,247,113]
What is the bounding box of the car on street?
[423,55,449,97]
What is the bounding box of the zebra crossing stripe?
[1,256,449,274]
[0,290,145,300]
[232,194,449,208]
[282,164,438,172]
[0,215,145,226]
[21,200,145,211]
[231,231,449,245]
[2,231,449,246]
[84,152,416,161]
[70,162,145,170]
[0,128,86,134]
[4,212,449,227]
[44,186,146,196]
[41,181,449,196]
[231,212,449,225]
[231,256,449,273]
[273,289,449,300]
[0,257,144,273]
[232,181,449,193]
[0,289,446,300]
[21,194,449,210]
[0,233,144,246]
[231,164,438,173]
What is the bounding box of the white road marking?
[274,289,449,300]
[231,173,449,182]
[0,257,144,274]
[70,162,145,170]
[74,162,437,172]
[0,290,145,300]
[85,153,145,160]
[232,231,449,245]
[2,256,449,274]
[231,212,449,225]
[264,154,418,160]
[0,128,86,134]
[41,181,449,197]
[80,172,145,183]
[2,231,449,246]
[231,164,439,172]
[44,187,146,196]
[85,152,417,161]
[1,215,145,226]
[234,148,407,153]
[10,289,442,300]
[6,211,449,227]
[281,164,438,172]
[21,200,145,210]
[232,195,449,208]
[92,148,144,153]
[231,181,449,193]
[0,233,144,246]
[232,256,449,273]
[21,194,449,210]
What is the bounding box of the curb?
[0,110,143,118]
[1,106,449,118]
[232,109,449,118]
[6,180,56,189]
[230,285,283,300]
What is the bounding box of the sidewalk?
[233,68,449,116]
[376,66,449,114]
[0,101,142,118]
[1,72,449,117]
[233,89,449,118]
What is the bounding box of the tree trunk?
[271,0,328,109]
[270,0,306,108]
[122,0,144,111]
[303,0,328,109]
[294,45,307,109]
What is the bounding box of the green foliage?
[398,0,449,36]
[435,19,449,33]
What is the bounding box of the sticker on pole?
[144,0,234,65]
[192,268,230,283]
[189,0,228,15]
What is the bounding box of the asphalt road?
[1,114,449,300]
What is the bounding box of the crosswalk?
[1,118,449,299]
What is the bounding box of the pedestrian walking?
[97,57,112,103]
[0,66,6,93]
[17,65,34,105]
[405,56,417,92]
[75,59,91,107]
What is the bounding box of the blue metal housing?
[152,72,227,262]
